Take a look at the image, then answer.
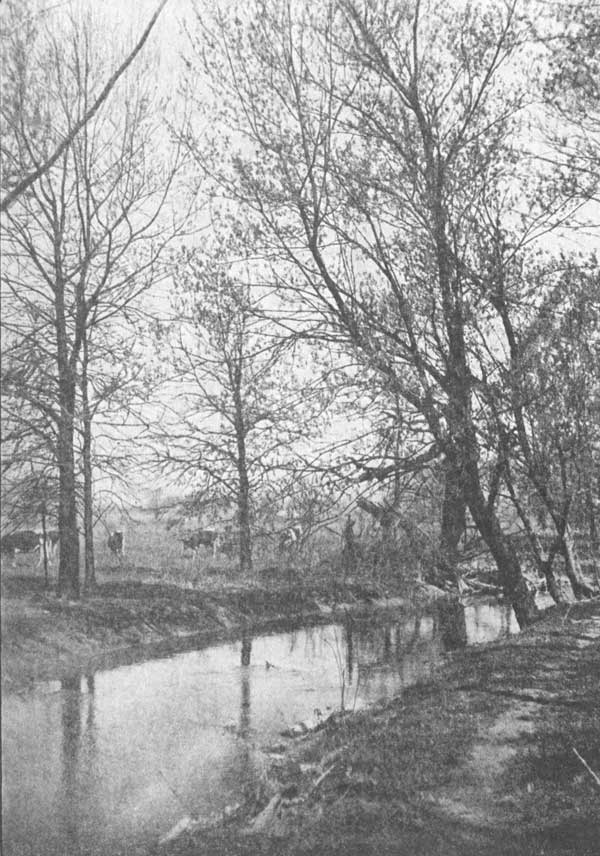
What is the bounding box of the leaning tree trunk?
[504,473,565,604]
[443,319,538,626]
[463,463,538,628]
[427,156,537,626]
[561,526,595,599]
[81,334,96,593]
[587,486,600,587]
[535,536,565,604]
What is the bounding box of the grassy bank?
[1,574,403,690]
[163,601,600,856]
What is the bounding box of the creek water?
[2,599,518,856]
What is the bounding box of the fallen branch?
[573,748,600,789]
[308,763,337,796]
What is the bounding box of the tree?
[499,262,600,599]
[183,0,569,623]
[156,224,323,573]
[1,5,188,596]
[0,0,169,212]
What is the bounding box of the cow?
[107,530,124,559]
[181,529,221,560]
[1,530,40,563]
[37,530,59,568]
[279,524,303,552]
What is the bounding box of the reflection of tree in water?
[435,600,468,650]
[240,633,252,738]
[234,633,265,806]
[383,626,392,661]
[408,615,423,651]
[60,673,98,854]
[60,677,83,853]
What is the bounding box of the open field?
[1,510,348,591]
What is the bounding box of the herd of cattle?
[0,523,304,567]
[0,528,125,566]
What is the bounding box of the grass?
[167,601,600,856]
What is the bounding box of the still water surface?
[2,600,517,855]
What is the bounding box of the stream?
[2,599,518,855]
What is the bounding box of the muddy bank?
[1,575,426,690]
[162,601,600,856]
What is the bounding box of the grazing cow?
[37,530,59,567]
[182,529,221,560]
[279,524,303,552]
[107,530,124,559]
[1,530,40,561]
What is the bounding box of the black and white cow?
[279,524,303,552]
[107,530,124,559]
[181,529,221,560]
[37,530,59,567]
[0,530,40,562]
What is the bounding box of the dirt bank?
[162,600,600,856]
[1,575,413,690]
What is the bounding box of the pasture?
[0,509,355,593]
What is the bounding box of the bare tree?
[1,6,189,596]
[182,0,599,624]
[155,224,324,573]
[0,0,169,212]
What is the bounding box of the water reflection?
[2,600,518,856]
[436,600,468,650]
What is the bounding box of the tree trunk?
[233,384,252,575]
[41,503,49,588]
[466,481,538,627]
[56,395,80,599]
[56,308,80,599]
[534,535,565,604]
[504,471,565,604]
[444,368,538,627]
[237,462,252,574]
[437,461,466,585]
[561,526,595,599]
[426,154,536,626]
[342,516,358,579]
[81,334,96,593]
[587,486,600,587]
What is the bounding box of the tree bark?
[437,461,466,585]
[40,503,49,588]
[504,470,565,604]
[561,526,595,599]
[81,333,96,593]
[587,486,600,587]
[56,290,80,599]
[464,474,538,627]
[233,380,253,575]
[56,390,80,598]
